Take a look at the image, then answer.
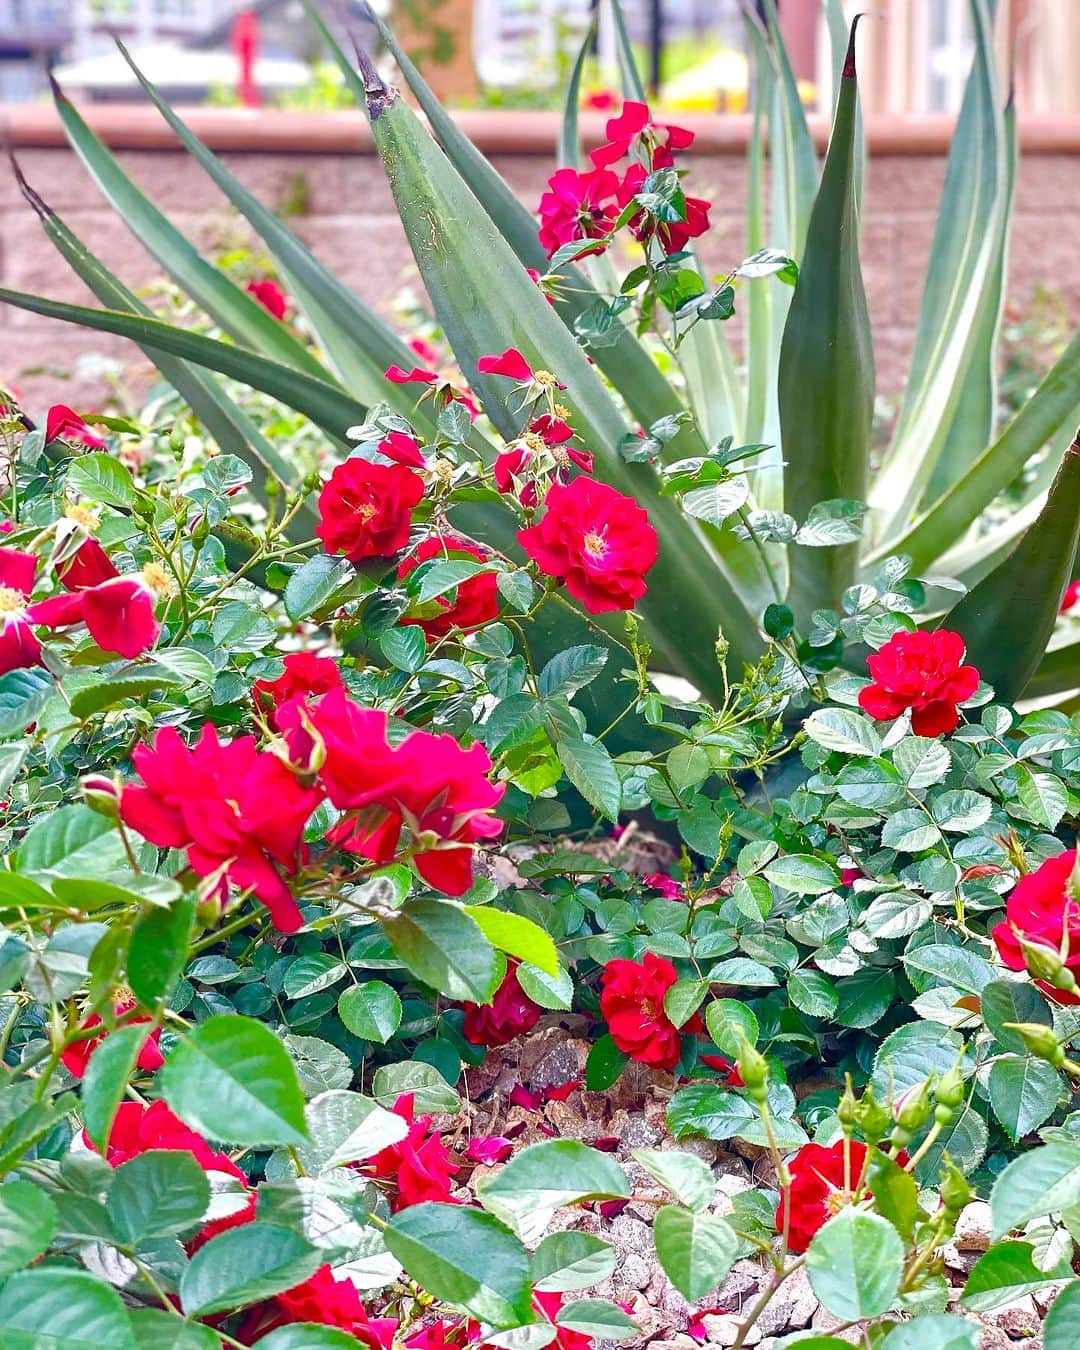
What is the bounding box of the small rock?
[810,1306,863,1344]
[985,1294,1041,1337]
[617,1253,652,1290]
[702,1313,754,1346]
[940,1239,980,1274]
[610,1109,662,1149]
[976,1325,1014,1350]
[954,1201,993,1252]
[528,1036,588,1091]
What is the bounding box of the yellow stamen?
[522,433,546,454]
[141,562,173,597]
[64,504,99,531]
[533,370,558,387]
[583,531,606,559]
[0,586,27,615]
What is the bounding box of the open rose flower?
[61,998,164,1079]
[32,566,166,660]
[120,724,322,933]
[378,431,426,468]
[779,1140,879,1253]
[253,651,343,727]
[518,477,657,613]
[591,100,695,169]
[992,849,1080,1004]
[246,277,289,319]
[239,1266,396,1348]
[398,534,499,640]
[617,161,711,255]
[477,348,567,391]
[858,629,979,736]
[537,166,621,257]
[316,458,425,562]
[369,1094,458,1210]
[44,404,107,450]
[599,952,682,1069]
[461,962,542,1048]
[56,535,118,590]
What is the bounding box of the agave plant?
[1,0,1078,724]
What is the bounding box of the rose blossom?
[240,1265,395,1347]
[44,404,107,449]
[120,724,322,933]
[599,952,682,1069]
[461,962,542,1048]
[858,629,979,736]
[316,458,425,562]
[1061,579,1080,616]
[398,534,499,640]
[369,1093,458,1211]
[61,998,164,1079]
[778,1140,878,1253]
[537,166,621,257]
[590,100,695,169]
[253,651,343,726]
[246,277,288,320]
[992,849,1080,1004]
[378,430,426,468]
[616,161,711,255]
[518,477,658,613]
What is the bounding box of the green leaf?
[788,969,839,1019]
[981,979,1054,1054]
[0,664,54,742]
[283,954,347,1000]
[180,1223,321,1316]
[681,479,750,526]
[653,1205,739,1301]
[881,1316,979,1350]
[988,1056,1063,1143]
[778,20,872,618]
[109,1150,210,1244]
[283,1034,352,1097]
[161,1013,308,1148]
[585,1034,626,1091]
[667,1083,756,1141]
[962,1241,1069,1312]
[557,737,621,822]
[867,1149,920,1243]
[385,1202,533,1327]
[704,999,759,1059]
[538,646,609,699]
[903,944,996,996]
[257,1330,370,1350]
[17,804,125,878]
[83,1022,154,1154]
[517,961,574,1010]
[66,453,137,508]
[477,1140,629,1221]
[555,1299,637,1342]
[382,900,498,1003]
[806,1207,903,1319]
[128,896,197,1008]
[893,737,951,788]
[881,809,941,853]
[763,854,839,896]
[532,1232,616,1292]
[633,1149,716,1212]
[380,627,427,673]
[872,1023,964,1100]
[129,1308,220,1350]
[0,1180,57,1277]
[337,982,402,1044]
[803,707,882,757]
[1015,767,1070,830]
[464,907,559,978]
[285,555,354,622]
[1045,1280,1080,1350]
[0,1267,136,1349]
[298,1090,408,1172]
[990,1143,1080,1238]
[371,1061,460,1114]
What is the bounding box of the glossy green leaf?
[653,1205,739,1301]
[806,1207,903,1319]
[382,900,499,1003]
[991,1143,1080,1237]
[180,1223,322,1315]
[109,1150,210,1244]
[0,1267,136,1348]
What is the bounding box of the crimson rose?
[316,458,424,562]
[858,629,979,736]
[599,952,682,1069]
[993,849,1080,1004]
[462,962,542,1047]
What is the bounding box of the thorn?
[352,39,396,120]
[5,138,52,220]
[843,13,867,80]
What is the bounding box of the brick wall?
[2,106,1079,415]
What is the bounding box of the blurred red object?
[231,9,261,109]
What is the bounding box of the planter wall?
[2,106,1080,411]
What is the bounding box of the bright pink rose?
[0,547,44,675]
[61,999,164,1079]
[369,1095,458,1211]
[379,431,426,468]
[253,651,343,726]
[120,724,322,932]
[644,871,683,900]
[537,166,620,258]
[529,414,575,445]
[246,277,289,320]
[1061,579,1080,616]
[44,404,107,449]
[31,572,162,659]
[616,161,711,255]
[316,458,425,562]
[599,952,682,1069]
[462,963,542,1048]
[858,629,979,737]
[518,477,657,613]
[591,100,695,169]
[56,537,119,590]
[398,534,499,640]
[993,850,1080,1005]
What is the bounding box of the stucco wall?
[2,106,1079,415]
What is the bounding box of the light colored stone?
[954,1201,993,1252]
[702,1313,757,1346]
[985,1294,1041,1337]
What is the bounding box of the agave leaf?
[825,0,865,211]
[869,0,1007,536]
[608,0,648,103]
[946,433,1080,700]
[359,57,762,692]
[778,20,873,620]
[743,10,774,456]
[869,328,1080,572]
[760,0,818,265]
[51,78,332,387]
[0,288,366,446]
[1024,637,1080,701]
[560,16,597,168]
[109,38,440,429]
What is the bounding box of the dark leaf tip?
[46,70,70,104]
[843,14,866,80]
[353,41,397,119]
[5,141,53,220]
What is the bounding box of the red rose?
[120,724,322,933]
[44,404,107,449]
[398,534,499,639]
[253,651,343,726]
[599,952,682,1069]
[591,100,695,169]
[379,431,426,468]
[369,1094,458,1211]
[246,277,289,320]
[529,414,575,445]
[779,1140,880,1253]
[61,999,164,1079]
[316,459,425,562]
[644,871,683,900]
[616,161,711,255]
[0,547,43,675]
[477,347,536,382]
[858,629,979,737]
[89,1100,245,1177]
[241,1265,395,1348]
[1061,579,1080,616]
[537,166,620,258]
[993,850,1080,1004]
[408,336,441,366]
[31,571,163,660]
[698,1054,744,1087]
[386,363,439,385]
[518,477,658,613]
[462,962,542,1047]
[56,537,118,590]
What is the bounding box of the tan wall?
[2,107,1080,416]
